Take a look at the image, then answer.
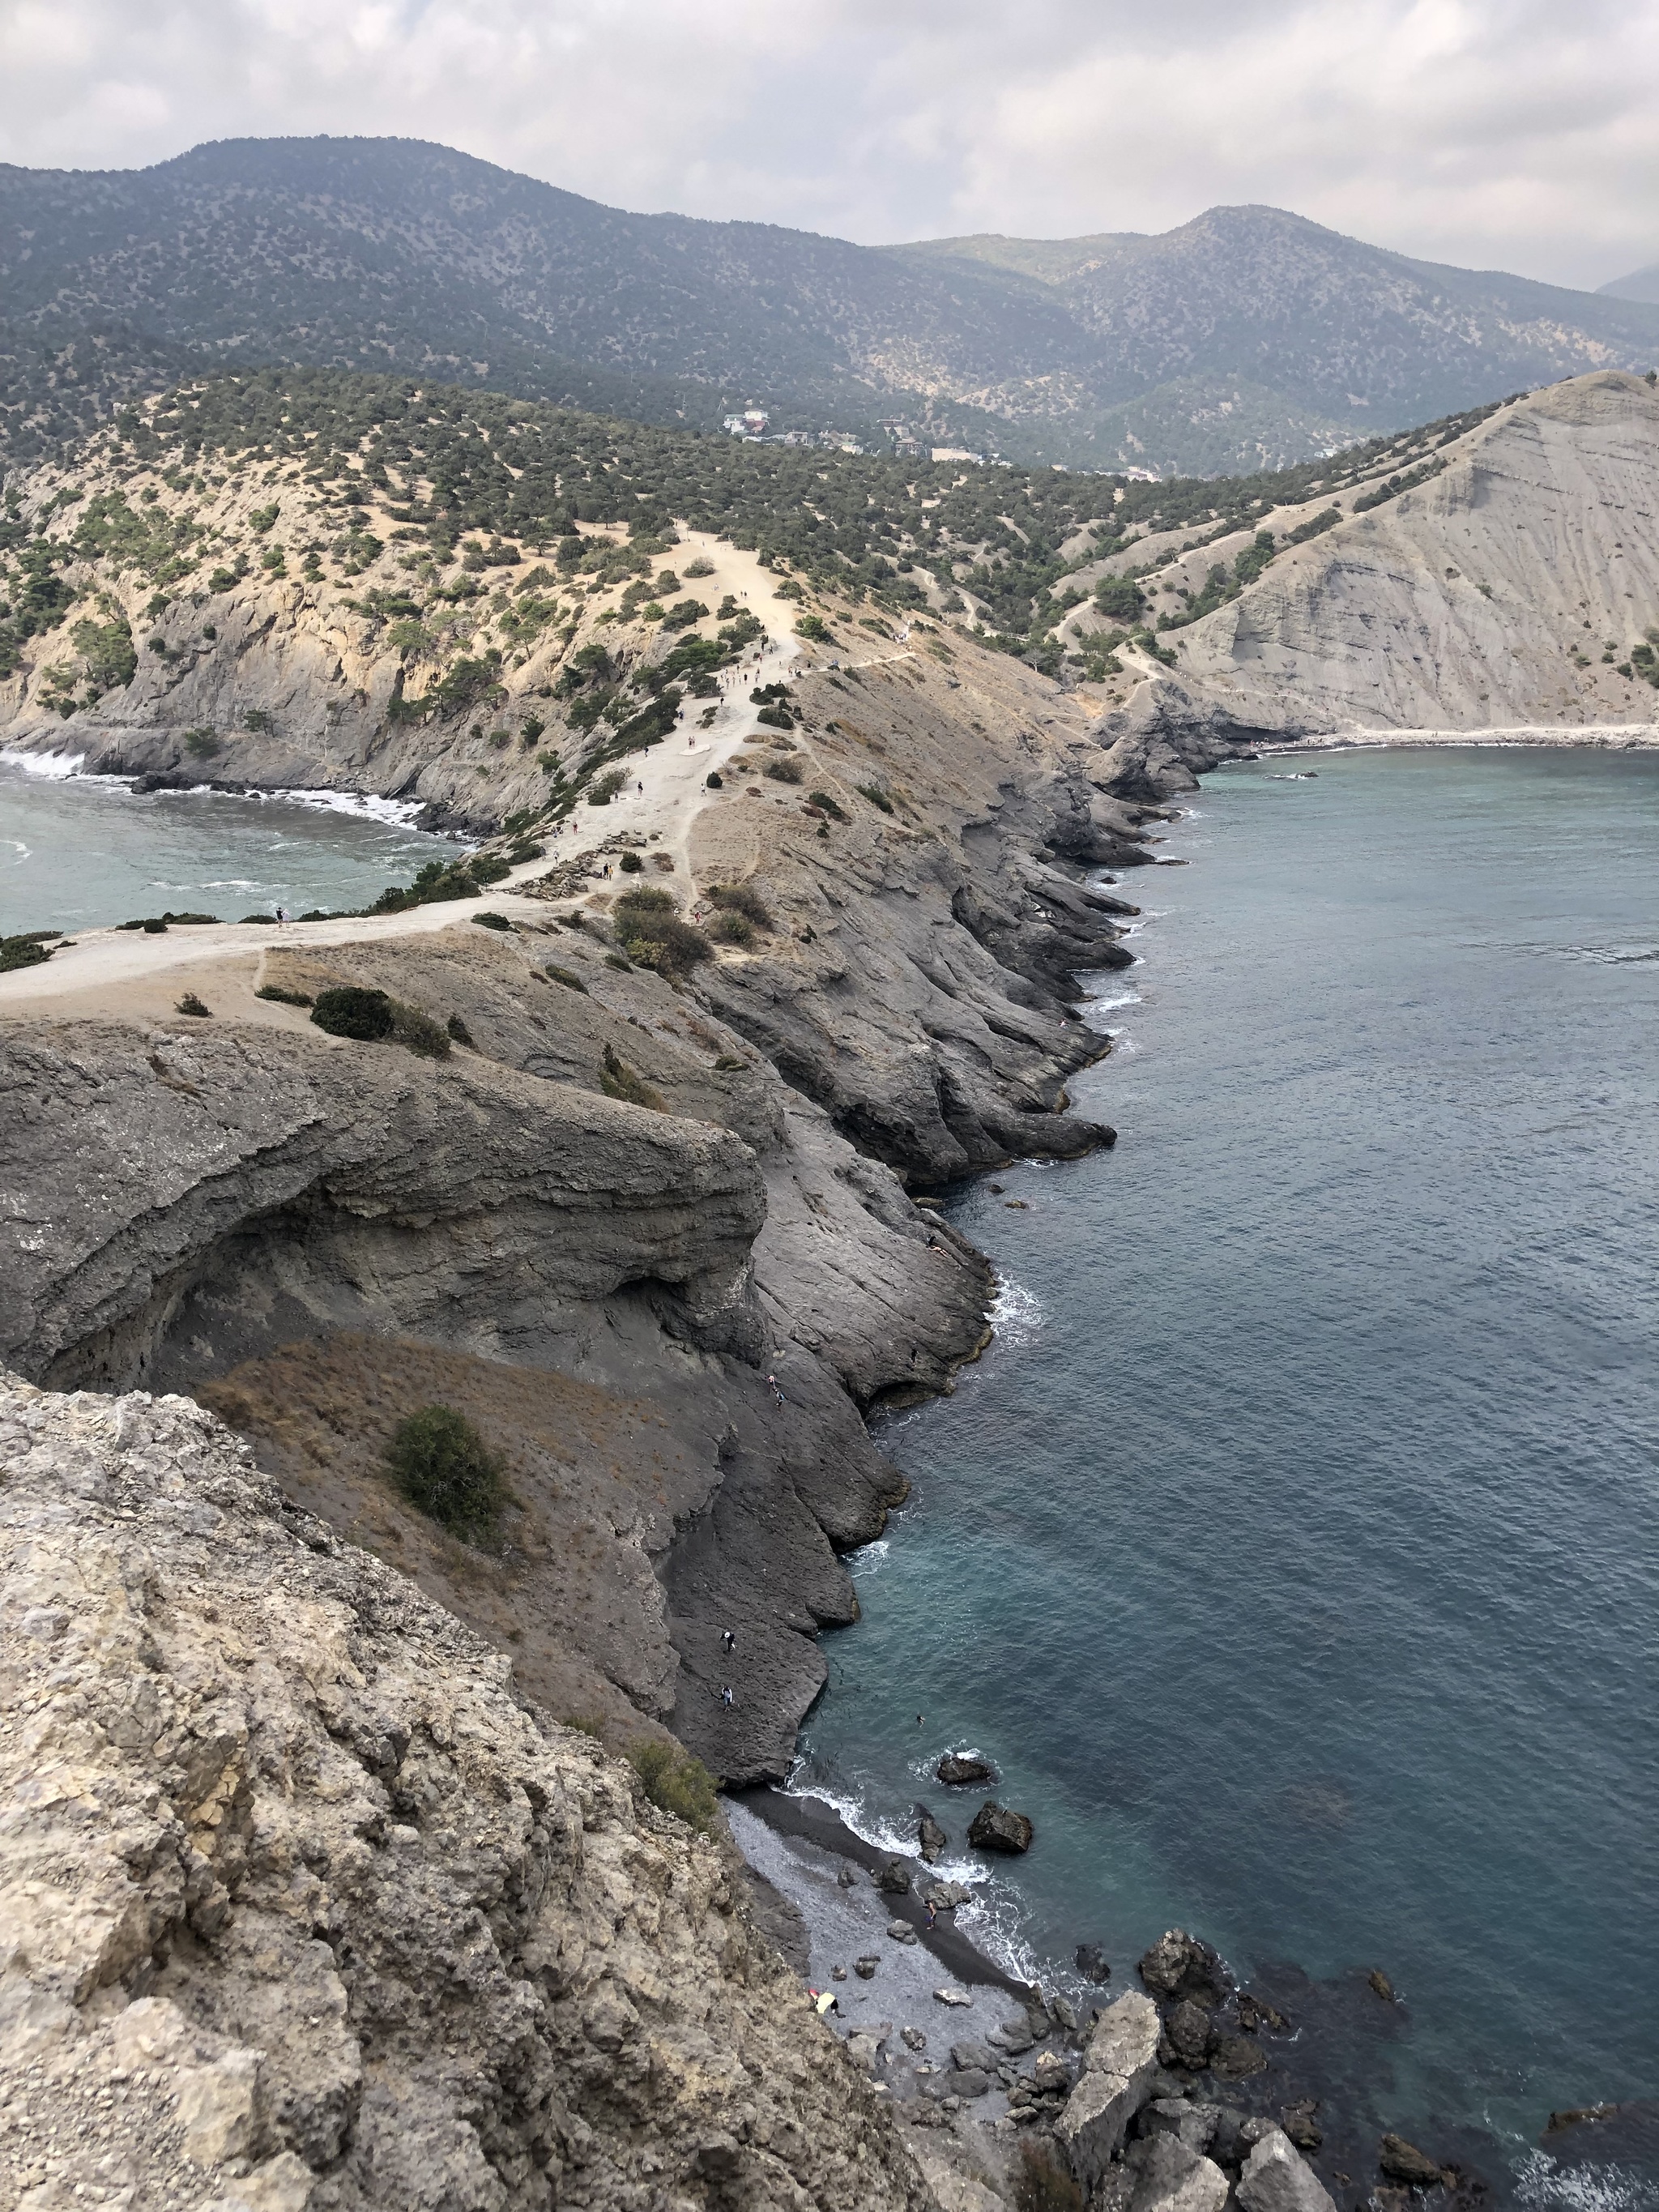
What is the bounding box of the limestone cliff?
[0,1370,930,2211]
[1081,372,1659,779]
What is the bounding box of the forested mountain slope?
[5,137,1658,476]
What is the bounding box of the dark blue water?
[0,758,462,935]
[793,748,1659,2201]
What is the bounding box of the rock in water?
[936,1752,998,1787]
[1138,1929,1232,2004]
[967,1801,1034,1853]
[1280,2100,1323,2151]
[1077,1943,1114,1982]
[0,1373,928,2212]
[918,1808,948,1864]
[1209,2034,1267,2080]
[1379,2133,1447,2185]
[1056,1991,1162,2190]
[1164,1999,1214,2069]
[1236,2126,1340,2212]
[1367,1969,1397,2002]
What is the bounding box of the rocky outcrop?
[936,1753,996,1787]
[1235,2128,1340,2212]
[966,1803,1034,1854]
[1086,373,1659,796]
[0,1372,931,2211]
[1055,1992,1162,2189]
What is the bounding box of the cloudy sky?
[2,0,1654,288]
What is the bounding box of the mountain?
[1600,260,1659,305]
[4,135,1659,476]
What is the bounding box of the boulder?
[1077,1943,1113,1983]
[1367,1970,1397,2002]
[937,1753,998,1787]
[1237,1992,1289,2033]
[1055,1991,1162,2191]
[934,1988,973,2007]
[887,1920,919,1945]
[919,1808,949,1864]
[926,1881,973,1911]
[1379,2134,1446,2186]
[967,1801,1034,1854]
[875,1858,912,1894]
[855,1955,881,1979]
[900,2026,928,2053]
[993,2013,1038,2055]
[1123,2134,1230,2212]
[1141,2098,1221,2156]
[952,2040,996,2073]
[1236,2127,1339,2212]
[1280,2101,1322,2151]
[952,2069,993,2099]
[1209,2035,1267,2079]
[1138,1930,1231,2005]
[1164,2000,1213,2070]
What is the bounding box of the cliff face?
[1088,372,1659,767]
[0,1370,930,2212]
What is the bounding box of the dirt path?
[0,530,803,1024]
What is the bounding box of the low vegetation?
[384,1404,507,1540]
[626,1740,719,1834]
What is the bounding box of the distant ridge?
[1600,260,1659,305]
[3,138,1658,475]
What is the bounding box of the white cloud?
[0,0,1653,286]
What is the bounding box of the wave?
[1516,2149,1657,2212]
[0,748,86,779]
[988,1276,1044,1347]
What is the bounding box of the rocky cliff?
[0,1370,931,2211]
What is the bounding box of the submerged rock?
[967,1800,1034,1853]
[1209,2034,1268,2080]
[1367,1969,1397,2003]
[1378,2133,1447,2186]
[1280,2100,1323,2151]
[936,1752,998,1787]
[1077,1943,1114,1982]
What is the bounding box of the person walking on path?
[720,1685,734,1709]
[721,1629,736,1655]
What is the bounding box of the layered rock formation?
[0,1371,930,2210]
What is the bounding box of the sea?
[787,747,1659,2208]
[0,752,463,934]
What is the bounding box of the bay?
[793,747,1659,2202]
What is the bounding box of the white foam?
[1515,2148,1651,2212]
[988,1276,1044,1347]
[0,748,85,779]
[778,1781,917,1861]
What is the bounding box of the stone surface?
[967,1801,1034,1853]
[936,1753,998,1787]
[1122,2134,1231,2212]
[1055,1991,1162,2191]
[1164,1999,1215,2069]
[1236,2127,1341,2212]
[1209,2033,1268,2079]
[0,1372,932,2211]
[1379,2133,1447,2185]
[918,1808,949,1863]
[1077,1943,1114,1982]
[1137,1929,1231,2005]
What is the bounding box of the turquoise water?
[792,749,1659,2202]
[0,758,463,935]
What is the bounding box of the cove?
[791,747,1659,2199]
[0,757,463,937]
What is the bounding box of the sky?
[0,0,1654,290]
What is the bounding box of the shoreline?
[1255,720,1659,755]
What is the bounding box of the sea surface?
[0,754,463,935]
[791,748,1659,2206]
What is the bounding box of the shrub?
[605,952,632,971]
[857,783,894,813]
[142,916,169,933]
[709,912,753,946]
[386,1406,506,1539]
[795,614,833,643]
[388,1000,452,1057]
[706,882,772,927]
[254,983,313,1006]
[808,788,847,822]
[756,703,794,729]
[628,1740,718,1833]
[1094,574,1145,622]
[588,767,629,805]
[706,771,723,789]
[446,1012,474,1044]
[619,850,644,873]
[0,936,53,971]
[613,886,710,979]
[311,985,394,1040]
[600,1045,665,1111]
[243,707,275,734]
[545,965,588,993]
[183,728,221,758]
[471,912,512,932]
[681,557,715,579]
[764,757,804,784]
[176,992,212,1018]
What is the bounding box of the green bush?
[808,789,847,822]
[386,1406,506,1539]
[388,999,452,1057]
[627,1740,718,1833]
[545,965,588,993]
[176,992,212,1018]
[446,1012,474,1045]
[795,614,833,643]
[709,912,753,946]
[0,935,53,971]
[311,985,394,1040]
[471,912,512,932]
[619,850,644,873]
[612,886,710,979]
[764,757,804,784]
[255,983,313,1006]
[706,771,723,789]
[857,783,894,814]
[706,882,772,928]
[1094,574,1145,622]
[183,728,221,758]
[587,767,629,805]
